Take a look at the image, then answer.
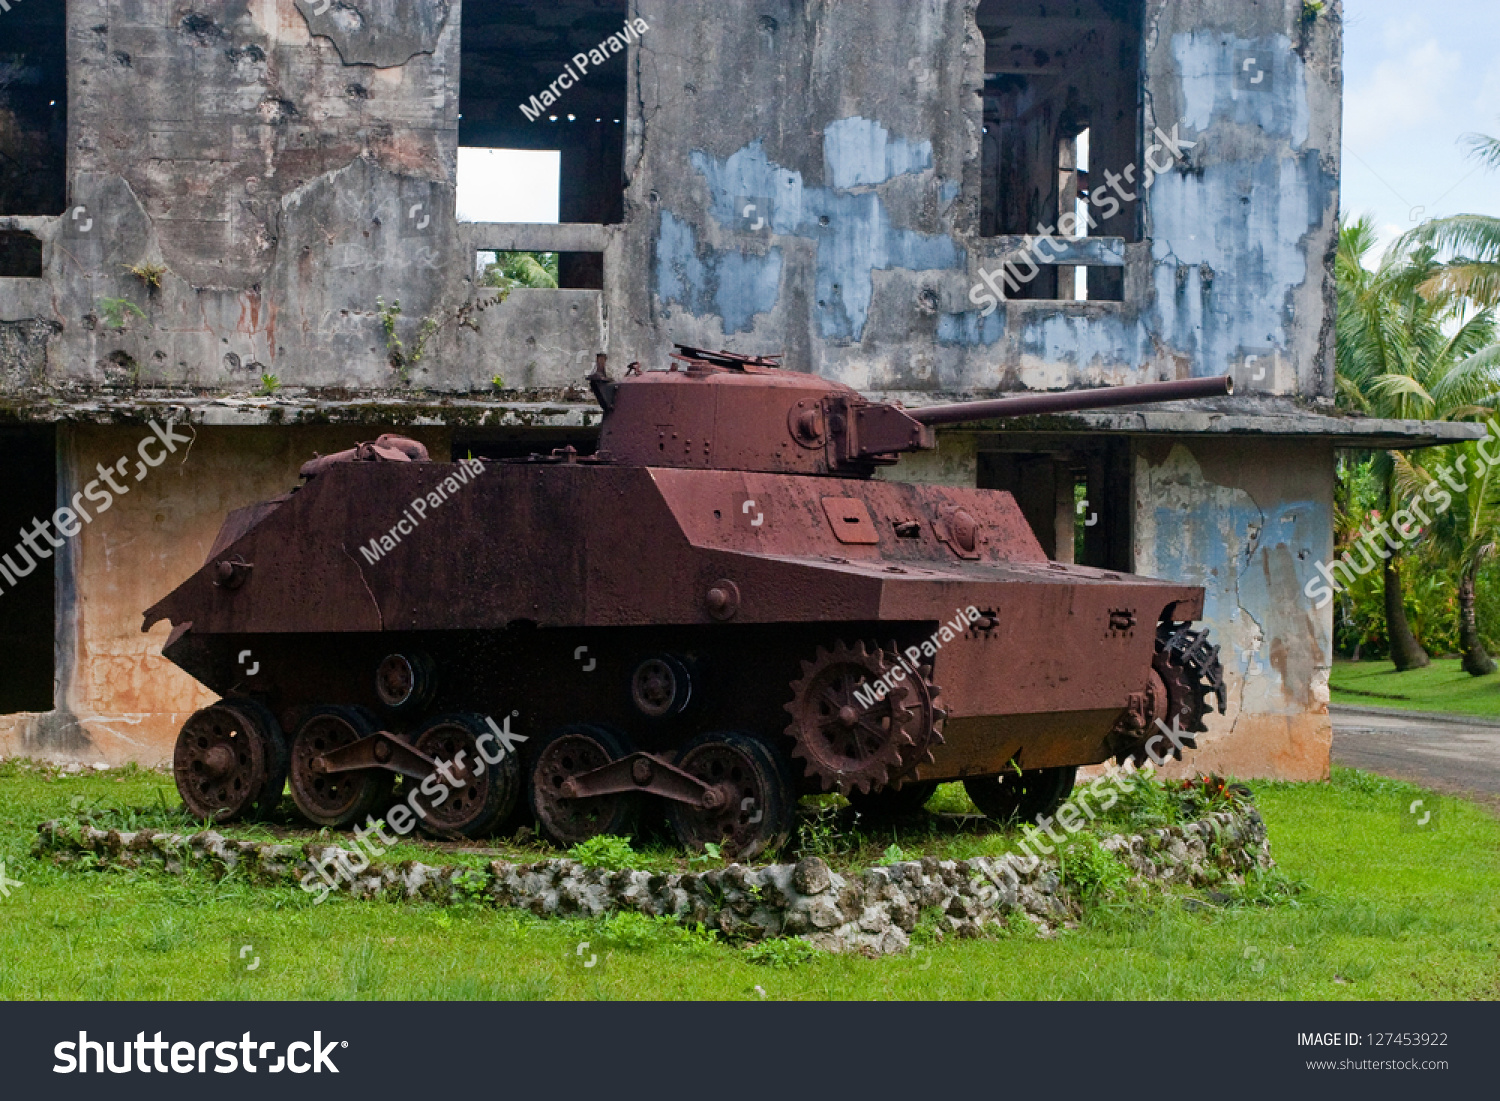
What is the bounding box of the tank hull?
[146,459,1204,785]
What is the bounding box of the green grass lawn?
[1331,658,1500,718]
[1,761,1497,1000]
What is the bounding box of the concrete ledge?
[0,393,603,428]
[464,222,617,253]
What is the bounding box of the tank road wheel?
[847,780,939,822]
[667,732,798,860]
[374,652,436,713]
[630,654,693,719]
[173,700,285,823]
[220,697,289,819]
[288,707,395,829]
[409,714,521,839]
[530,724,642,848]
[964,766,1077,825]
[784,640,926,796]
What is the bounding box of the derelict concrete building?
[0,0,1468,775]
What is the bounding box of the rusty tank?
[144,347,1231,858]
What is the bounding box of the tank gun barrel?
[908,375,1234,428]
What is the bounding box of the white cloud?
[1344,38,1460,152]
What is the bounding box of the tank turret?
[144,346,1232,859]
[591,345,1232,477]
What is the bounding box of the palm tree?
[1336,216,1500,669]
[481,251,559,290]
[1400,132,1500,307]
[1395,442,1500,675]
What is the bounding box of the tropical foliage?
[1335,129,1500,675]
[480,251,559,290]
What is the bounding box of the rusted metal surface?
[148,346,1229,853]
[317,728,435,782]
[910,375,1235,427]
[561,751,716,807]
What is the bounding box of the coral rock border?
[35,810,1273,956]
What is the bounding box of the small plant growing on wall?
[1301,1,1324,22]
[97,298,146,330]
[377,297,440,384]
[125,262,169,288]
[258,373,281,396]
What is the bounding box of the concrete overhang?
[2,392,1485,452]
[0,393,603,429]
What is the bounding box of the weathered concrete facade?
[3,0,1342,394]
[0,0,1464,776]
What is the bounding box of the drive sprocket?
[784,640,929,795]
[1127,622,1227,765]
[882,639,947,786]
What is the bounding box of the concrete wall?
[0,0,1340,402]
[0,424,451,766]
[1133,436,1334,780]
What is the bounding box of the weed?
[1301,1,1324,22]
[797,804,860,858]
[376,297,440,383]
[911,906,948,947]
[743,937,823,968]
[258,373,281,396]
[593,912,720,956]
[125,262,168,288]
[491,375,506,390]
[1057,834,1132,907]
[688,841,724,868]
[880,843,907,865]
[97,298,146,330]
[566,834,644,871]
[452,869,489,903]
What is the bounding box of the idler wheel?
[783,640,921,796]
[409,713,521,839]
[375,652,435,712]
[288,706,394,829]
[666,731,797,861]
[529,724,642,848]
[964,766,1077,825]
[630,654,692,718]
[847,780,939,822]
[173,700,285,823]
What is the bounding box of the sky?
[456,148,558,224]
[1342,0,1500,258]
